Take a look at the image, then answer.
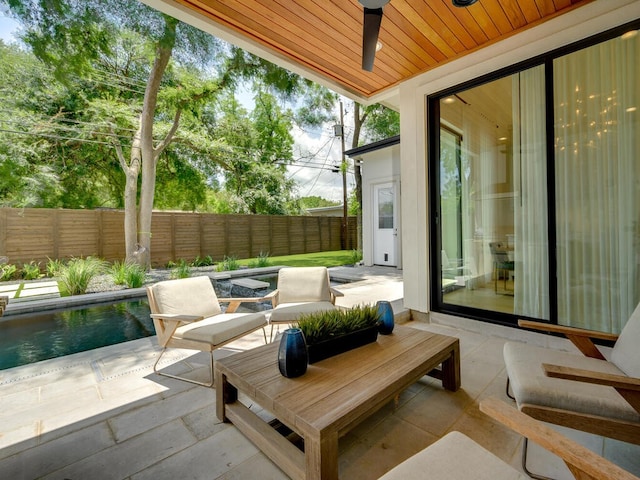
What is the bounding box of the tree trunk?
[125,17,177,269]
[124,132,141,262]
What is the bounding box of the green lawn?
[238,250,360,268]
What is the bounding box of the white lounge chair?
[146,276,267,387]
[264,266,343,340]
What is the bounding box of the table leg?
[305,431,339,480]
[215,372,237,422]
[441,341,461,391]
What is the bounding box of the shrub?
[46,258,65,277]
[0,263,17,281]
[124,263,146,288]
[110,261,128,285]
[348,249,363,266]
[218,255,239,271]
[22,261,42,280]
[59,257,107,295]
[254,251,270,268]
[171,259,191,279]
[192,255,214,267]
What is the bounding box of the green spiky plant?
[58,256,107,295]
[124,263,147,288]
[294,304,380,346]
[171,259,191,279]
[248,251,270,268]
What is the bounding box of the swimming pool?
[0,299,153,370]
[0,277,275,371]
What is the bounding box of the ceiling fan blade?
[362,7,383,71]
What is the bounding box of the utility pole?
[339,101,348,250]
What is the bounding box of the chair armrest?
[330,287,344,298]
[219,297,267,313]
[518,320,619,341]
[543,364,640,391]
[518,319,618,359]
[543,364,640,414]
[262,289,279,307]
[479,397,639,480]
[150,313,203,323]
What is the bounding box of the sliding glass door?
[433,24,639,332]
[437,68,548,319]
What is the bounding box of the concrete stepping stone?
[229,278,270,290]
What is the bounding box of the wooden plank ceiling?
[172,0,591,100]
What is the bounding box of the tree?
[0,40,74,207]
[6,0,226,267]
[212,91,298,214]
[299,196,340,210]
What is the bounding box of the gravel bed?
[86,266,221,293]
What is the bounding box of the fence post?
[53,209,59,260]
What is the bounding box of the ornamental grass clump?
[111,261,147,288]
[294,304,380,346]
[59,256,107,295]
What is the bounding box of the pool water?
[0,299,153,371]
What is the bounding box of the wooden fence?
[0,208,357,267]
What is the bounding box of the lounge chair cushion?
[269,301,337,323]
[504,342,640,423]
[611,303,640,378]
[151,276,222,318]
[378,431,525,479]
[173,312,267,345]
[276,267,332,304]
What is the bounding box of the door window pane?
[378,187,394,229]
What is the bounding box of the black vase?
[376,300,394,335]
[278,328,308,378]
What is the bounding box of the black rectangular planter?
[307,326,379,364]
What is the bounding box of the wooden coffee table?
[215,325,460,480]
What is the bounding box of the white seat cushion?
[378,431,525,479]
[269,301,337,323]
[611,303,640,378]
[174,312,266,345]
[504,342,640,423]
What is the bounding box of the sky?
[0,13,352,203]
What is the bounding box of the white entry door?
[373,183,397,266]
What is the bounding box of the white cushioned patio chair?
[379,397,638,480]
[503,303,640,477]
[264,266,343,339]
[146,276,268,387]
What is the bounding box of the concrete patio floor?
[1,267,639,479]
